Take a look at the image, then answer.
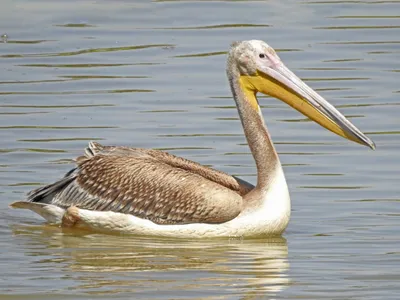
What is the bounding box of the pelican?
[11,40,375,238]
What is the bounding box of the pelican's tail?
[10,201,65,224]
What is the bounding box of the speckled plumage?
[83,142,254,196]
[26,142,255,225]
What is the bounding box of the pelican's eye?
[259,54,266,58]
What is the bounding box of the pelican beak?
[240,62,375,149]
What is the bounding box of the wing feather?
[27,142,255,224]
[29,153,245,225]
[80,142,254,196]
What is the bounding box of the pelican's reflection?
[11,224,290,297]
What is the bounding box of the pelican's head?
[227,40,375,149]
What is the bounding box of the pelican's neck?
[228,71,280,192]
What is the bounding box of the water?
[0,0,399,299]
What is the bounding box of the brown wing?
[81,142,254,196]
[28,153,245,225]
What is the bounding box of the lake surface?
[1,0,399,299]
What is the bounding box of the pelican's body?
[11,40,374,238]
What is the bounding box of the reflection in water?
[11,224,289,297]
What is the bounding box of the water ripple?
[0,89,154,95]
[2,44,174,59]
